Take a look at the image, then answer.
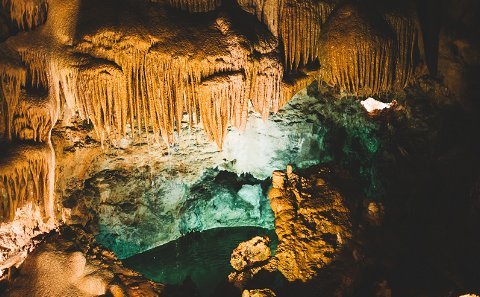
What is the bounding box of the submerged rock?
[268,166,352,282]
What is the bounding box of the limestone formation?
[1,0,48,30]
[268,167,352,282]
[242,288,277,297]
[168,0,221,12]
[237,0,335,70]
[4,226,164,297]
[319,3,418,95]
[230,236,271,271]
[12,91,55,142]
[0,0,288,149]
[0,143,55,222]
[280,0,334,71]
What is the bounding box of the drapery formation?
[0,143,55,222]
[280,0,334,71]
[168,0,221,12]
[1,0,48,30]
[318,3,418,95]
[236,0,335,71]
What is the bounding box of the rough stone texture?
[242,288,277,297]
[230,236,271,271]
[319,3,417,95]
[4,226,164,297]
[268,167,352,282]
[228,257,278,288]
[59,89,336,258]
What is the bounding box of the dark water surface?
[123,227,278,296]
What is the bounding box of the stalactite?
[18,49,48,88]
[281,70,318,103]
[76,60,127,143]
[318,3,396,95]
[12,91,54,142]
[0,48,27,140]
[236,0,284,37]
[168,0,221,12]
[0,143,55,222]
[280,0,334,71]
[384,12,418,90]
[1,0,48,30]
[198,73,246,149]
[247,55,284,120]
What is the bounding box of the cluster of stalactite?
[1,0,48,30]
[7,39,284,148]
[236,0,335,71]
[280,0,334,71]
[168,0,221,12]
[12,92,54,142]
[0,49,27,141]
[0,143,55,222]
[385,12,418,90]
[198,73,246,148]
[236,0,283,38]
[0,48,55,223]
[318,3,417,95]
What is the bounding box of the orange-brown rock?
[268,166,352,282]
[228,236,278,287]
[231,236,271,271]
[242,288,277,297]
[319,3,418,95]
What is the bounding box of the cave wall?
[0,0,478,280]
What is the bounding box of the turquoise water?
[123,227,278,296]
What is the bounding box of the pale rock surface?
[0,203,56,277]
[4,226,164,297]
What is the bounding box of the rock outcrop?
[268,166,352,282]
[4,226,164,297]
[242,288,277,297]
[230,236,271,271]
[228,236,278,287]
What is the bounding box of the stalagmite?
[168,0,221,12]
[0,143,55,222]
[319,3,396,95]
[280,0,334,71]
[1,0,48,30]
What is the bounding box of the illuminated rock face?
[230,236,271,271]
[319,3,417,95]
[64,91,340,259]
[0,0,419,281]
[268,167,352,282]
